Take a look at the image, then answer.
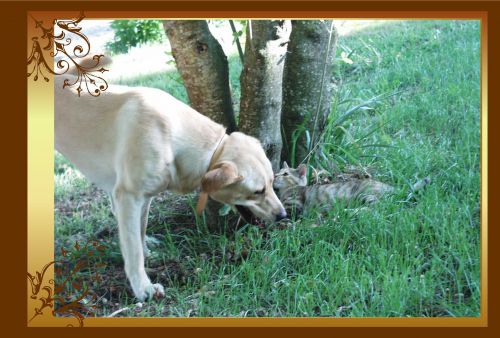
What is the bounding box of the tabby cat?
[273,162,429,215]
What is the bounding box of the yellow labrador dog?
[55,69,286,301]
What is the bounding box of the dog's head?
[197,132,286,225]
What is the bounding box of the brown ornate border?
[14,1,496,337]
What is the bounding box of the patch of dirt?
[55,185,109,218]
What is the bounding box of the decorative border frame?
[26,8,488,329]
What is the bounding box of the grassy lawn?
[54,20,480,317]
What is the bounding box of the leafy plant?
[106,20,165,55]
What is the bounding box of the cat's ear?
[283,161,289,169]
[297,164,307,178]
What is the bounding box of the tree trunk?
[163,20,236,229]
[163,20,237,132]
[281,20,338,166]
[239,20,291,171]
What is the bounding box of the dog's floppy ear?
[196,161,244,215]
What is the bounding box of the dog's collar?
[196,132,227,215]
[207,132,227,171]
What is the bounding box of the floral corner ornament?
[27,11,109,97]
[27,240,107,327]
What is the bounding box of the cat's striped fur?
[274,163,428,215]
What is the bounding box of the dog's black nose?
[275,209,287,221]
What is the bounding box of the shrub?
[106,20,165,54]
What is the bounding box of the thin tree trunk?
[163,20,237,132]
[281,20,338,166]
[239,20,290,171]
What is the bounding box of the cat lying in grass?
[273,162,430,215]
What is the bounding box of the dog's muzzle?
[235,205,287,226]
[235,205,258,225]
[275,209,287,222]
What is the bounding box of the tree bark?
[163,20,237,132]
[281,20,338,166]
[239,20,291,171]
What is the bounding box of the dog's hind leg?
[140,197,153,258]
[113,187,164,301]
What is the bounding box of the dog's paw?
[135,283,165,302]
[145,283,165,300]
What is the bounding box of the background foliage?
[106,20,165,54]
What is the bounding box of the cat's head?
[273,162,308,190]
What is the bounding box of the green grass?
[54,20,480,317]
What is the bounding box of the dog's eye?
[254,187,266,195]
[283,172,289,176]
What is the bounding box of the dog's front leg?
[140,197,152,258]
[113,188,165,301]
